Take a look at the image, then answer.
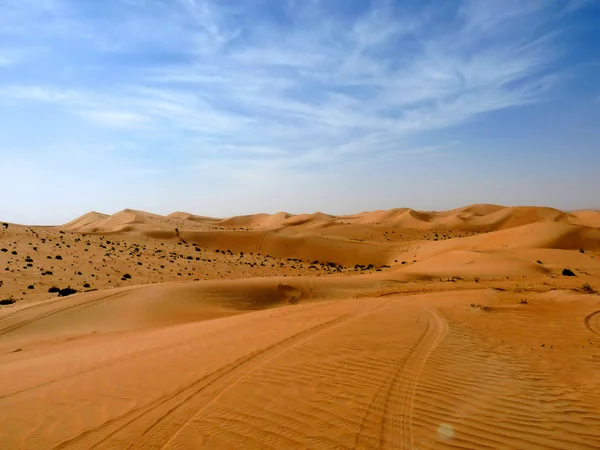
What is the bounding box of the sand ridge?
[1,204,599,449]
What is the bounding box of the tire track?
[53,301,388,450]
[354,307,447,450]
[353,327,427,449]
[0,298,65,323]
[148,301,390,450]
[584,309,600,338]
[0,300,337,400]
[0,310,247,400]
[255,231,268,254]
[0,292,114,324]
[394,308,448,450]
[0,285,147,326]
[0,288,140,337]
[409,309,600,450]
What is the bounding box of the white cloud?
[0,0,585,167]
[0,85,82,103]
[76,109,150,128]
[133,1,566,156]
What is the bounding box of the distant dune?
[62,204,600,234]
[1,204,599,448]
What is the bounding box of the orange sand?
[1,205,599,448]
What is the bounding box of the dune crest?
[1,203,599,449]
[61,204,599,235]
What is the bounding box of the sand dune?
[167,211,223,223]
[1,204,599,448]
[60,211,109,230]
[63,209,170,233]
[570,210,600,228]
[216,211,291,228]
[351,204,576,232]
[399,250,551,278]
[1,286,599,449]
[61,204,600,236]
[398,221,600,266]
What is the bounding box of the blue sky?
[1,0,599,224]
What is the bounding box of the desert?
[1,205,599,449]
[2,1,599,448]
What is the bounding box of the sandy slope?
[1,286,599,449]
[1,204,600,449]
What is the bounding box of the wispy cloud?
[76,109,150,128]
[0,85,82,102]
[0,0,597,219]
[0,2,579,141]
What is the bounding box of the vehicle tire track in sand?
[146,301,391,450]
[255,231,268,254]
[0,312,250,400]
[354,307,447,450]
[0,285,147,326]
[53,301,389,450]
[584,309,600,337]
[0,288,139,337]
[394,308,448,450]
[1,299,336,401]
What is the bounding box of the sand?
[1,204,599,449]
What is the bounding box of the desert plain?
[1,204,600,449]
